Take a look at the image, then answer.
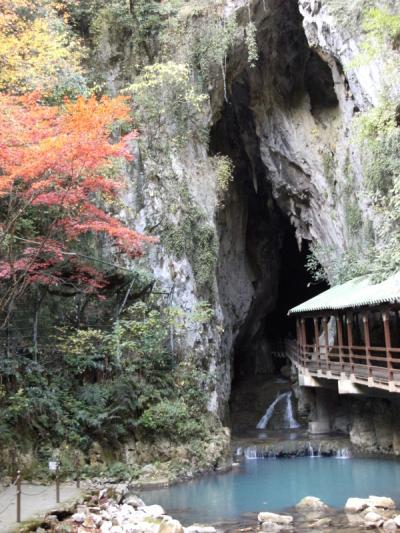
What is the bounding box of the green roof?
[288,272,400,315]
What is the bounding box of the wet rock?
[295,497,328,510]
[159,518,184,533]
[345,498,369,513]
[258,512,293,525]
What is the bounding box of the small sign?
[48,461,58,471]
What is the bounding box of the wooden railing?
[290,341,400,392]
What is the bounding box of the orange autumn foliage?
[0,93,155,296]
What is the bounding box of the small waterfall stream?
[256,391,300,430]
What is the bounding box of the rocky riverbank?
[256,495,400,532]
[21,483,400,533]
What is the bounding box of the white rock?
[344,498,369,513]
[383,519,398,532]
[91,513,103,527]
[186,527,217,533]
[101,522,113,533]
[131,510,148,523]
[125,496,146,509]
[394,515,400,527]
[364,510,385,528]
[158,518,184,533]
[296,497,328,510]
[368,496,396,510]
[121,504,134,514]
[115,484,130,503]
[140,505,165,518]
[261,522,283,532]
[111,527,124,533]
[72,512,86,524]
[311,517,332,528]
[258,512,293,525]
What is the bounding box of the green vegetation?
[162,203,217,297]
[0,301,216,466]
[213,154,235,194]
[125,62,208,148]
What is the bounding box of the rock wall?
[297,385,400,454]
[115,0,390,418]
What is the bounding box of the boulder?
[141,504,165,518]
[159,518,184,533]
[55,524,74,533]
[125,495,146,509]
[367,496,396,510]
[261,522,283,532]
[394,515,400,527]
[344,498,369,513]
[383,519,398,532]
[310,517,332,528]
[100,521,113,532]
[295,497,328,510]
[258,512,293,525]
[72,512,86,524]
[115,483,130,504]
[364,511,384,528]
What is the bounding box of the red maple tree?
[0,92,154,310]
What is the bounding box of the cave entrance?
[209,0,337,432]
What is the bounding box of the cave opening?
[209,0,336,432]
[210,81,328,431]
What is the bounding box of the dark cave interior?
[208,0,336,428]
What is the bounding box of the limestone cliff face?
[121,0,385,416]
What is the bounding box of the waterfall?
[256,391,300,430]
[336,448,351,459]
[284,392,301,429]
[307,442,321,457]
[244,447,259,460]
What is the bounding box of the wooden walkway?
[286,340,400,393]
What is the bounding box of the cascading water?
[336,448,351,459]
[256,391,300,430]
[284,391,301,429]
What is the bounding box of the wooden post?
[363,312,372,379]
[75,454,81,489]
[313,317,320,352]
[346,312,354,374]
[56,465,60,503]
[383,310,393,383]
[301,318,307,364]
[337,314,344,372]
[296,318,301,359]
[313,317,320,370]
[16,470,21,523]
[322,317,329,371]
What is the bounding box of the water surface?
[142,457,400,525]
